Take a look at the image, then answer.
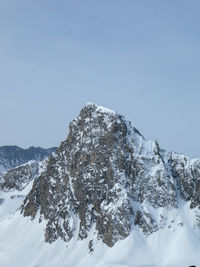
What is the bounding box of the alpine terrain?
[0,103,200,267]
[0,145,57,174]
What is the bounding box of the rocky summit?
[18,103,200,250]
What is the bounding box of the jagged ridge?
[0,145,57,174]
[17,103,200,249]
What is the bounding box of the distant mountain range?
[0,145,57,174]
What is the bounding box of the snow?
[0,221,199,267]
[1,104,200,267]
[86,102,115,115]
[0,166,6,173]
[0,185,200,267]
[0,180,34,216]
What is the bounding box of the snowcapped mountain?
[0,103,200,267]
[0,145,57,175]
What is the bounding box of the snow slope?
[0,201,200,267]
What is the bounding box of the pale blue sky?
[0,0,200,157]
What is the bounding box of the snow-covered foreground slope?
[0,103,200,267]
[0,201,200,267]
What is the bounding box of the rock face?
[0,146,57,174]
[21,103,200,248]
[0,159,48,214]
[0,161,39,192]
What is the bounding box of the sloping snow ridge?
[0,103,200,267]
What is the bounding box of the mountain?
[0,103,200,267]
[0,145,57,174]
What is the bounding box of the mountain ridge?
[20,103,200,248]
[0,103,200,267]
[0,145,57,174]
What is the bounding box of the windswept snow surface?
[0,193,200,267]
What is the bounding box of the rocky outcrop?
[0,161,39,192]
[165,152,200,208]
[21,103,200,248]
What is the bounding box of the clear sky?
[0,0,200,158]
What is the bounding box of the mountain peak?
[85,102,116,115]
[21,104,178,248]
[1,104,200,266]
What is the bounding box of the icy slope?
[0,203,200,267]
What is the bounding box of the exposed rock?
[20,103,200,248]
[166,152,200,208]
[0,161,39,191]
